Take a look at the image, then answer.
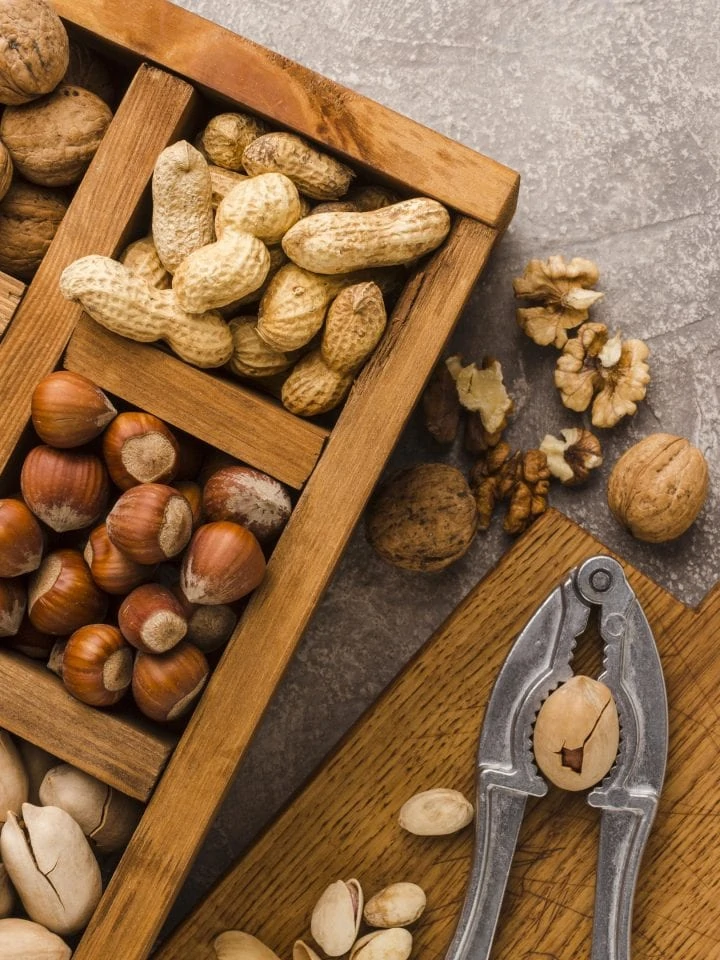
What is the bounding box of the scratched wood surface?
[0,272,25,338]
[158,509,720,960]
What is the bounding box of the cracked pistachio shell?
[1,803,101,935]
[293,941,323,960]
[349,928,413,960]
[398,788,474,836]
[39,763,142,854]
[17,742,58,805]
[310,878,363,956]
[213,930,281,960]
[0,863,14,918]
[0,731,29,823]
[0,918,71,960]
[364,882,426,928]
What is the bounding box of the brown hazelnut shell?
[62,624,133,707]
[202,466,292,544]
[83,523,154,596]
[0,578,27,637]
[4,615,56,659]
[118,583,188,654]
[31,371,117,448]
[171,584,237,653]
[28,548,107,635]
[106,483,193,564]
[102,412,180,490]
[180,521,266,605]
[21,445,109,533]
[132,642,208,722]
[0,498,44,577]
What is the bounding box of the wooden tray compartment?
[0,2,519,957]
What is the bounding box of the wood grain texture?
[0,65,199,477]
[64,318,328,489]
[0,271,25,338]
[158,509,720,960]
[71,217,499,960]
[54,0,519,229]
[0,651,175,801]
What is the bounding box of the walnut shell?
[367,463,477,571]
[0,0,69,106]
[0,179,69,279]
[63,39,115,107]
[607,433,708,542]
[0,140,12,201]
[1,85,112,187]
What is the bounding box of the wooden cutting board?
[157,510,720,960]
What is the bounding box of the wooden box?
[0,2,519,956]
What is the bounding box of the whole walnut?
[0,141,12,202]
[366,463,477,571]
[0,0,69,106]
[0,180,69,280]
[63,39,115,107]
[607,433,708,543]
[1,85,113,187]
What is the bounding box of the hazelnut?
[173,481,203,529]
[102,412,180,490]
[533,676,620,791]
[21,445,109,533]
[83,523,154,596]
[172,585,237,653]
[118,583,188,654]
[4,615,55,659]
[62,624,133,707]
[607,433,709,543]
[1,85,112,187]
[0,578,26,638]
[106,483,194,564]
[132,642,209,722]
[0,0,69,106]
[366,464,477,571]
[28,549,107,635]
[202,466,292,544]
[31,371,116,448]
[0,498,44,577]
[180,521,266,605]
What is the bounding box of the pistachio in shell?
[398,788,474,836]
[213,930,282,960]
[349,928,413,960]
[0,863,14,918]
[0,0,69,106]
[364,882,426,928]
[0,731,29,823]
[310,878,364,957]
[0,917,71,959]
[16,741,55,805]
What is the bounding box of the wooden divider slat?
[0,272,25,338]
[64,319,328,489]
[0,651,175,801]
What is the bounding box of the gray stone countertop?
[165,0,720,933]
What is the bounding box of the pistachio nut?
[1,803,102,935]
[310,878,363,957]
[0,731,29,823]
[349,928,413,960]
[39,763,143,854]
[0,918,71,960]
[17,742,56,805]
[293,940,323,960]
[214,930,282,960]
[398,788,474,836]
[0,863,14,918]
[364,882,426,927]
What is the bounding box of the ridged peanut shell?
[173,232,270,314]
[0,731,29,822]
[0,181,68,280]
[214,931,281,960]
[209,164,248,208]
[60,255,233,368]
[607,433,708,542]
[120,235,172,289]
[221,244,288,314]
[282,198,451,274]
[398,788,474,835]
[322,281,386,374]
[243,132,355,200]
[1,85,112,187]
[1,803,101,935]
[257,264,351,351]
[367,464,477,572]
[282,350,353,417]
[0,0,69,105]
[197,112,270,170]
[228,317,294,379]
[0,918,71,959]
[216,173,301,244]
[152,140,215,272]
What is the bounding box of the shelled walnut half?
[540,428,603,485]
[554,322,650,428]
[513,255,603,347]
[471,444,550,535]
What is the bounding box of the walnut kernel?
[540,428,603,485]
[513,255,603,347]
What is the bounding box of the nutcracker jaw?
[446,556,668,960]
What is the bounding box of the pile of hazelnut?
[0,371,292,723]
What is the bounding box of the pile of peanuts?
[0,370,292,722]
